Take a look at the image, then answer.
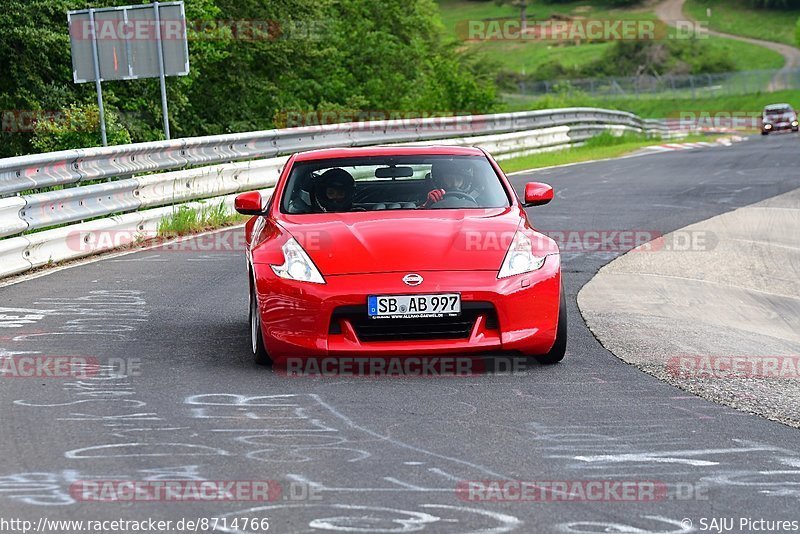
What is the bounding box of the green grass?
[438,0,784,75]
[498,132,716,174]
[439,0,655,74]
[439,0,647,73]
[502,89,800,119]
[685,0,800,47]
[157,201,247,237]
[706,36,784,71]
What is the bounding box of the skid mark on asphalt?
[213,503,522,534]
[0,307,54,328]
[0,290,149,340]
[0,466,206,507]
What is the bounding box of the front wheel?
[534,285,568,365]
[249,283,272,366]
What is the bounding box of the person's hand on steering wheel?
[423,188,446,207]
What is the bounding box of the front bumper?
[254,256,562,360]
[763,122,798,132]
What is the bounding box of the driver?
[422,160,474,207]
[312,168,355,213]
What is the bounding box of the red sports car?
[235,146,566,366]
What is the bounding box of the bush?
[31,104,131,153]
[531,38,737,80]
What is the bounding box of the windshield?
[765,106,792,116]
[281,155,511,214]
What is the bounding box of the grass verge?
[157,201,248,237]
[502,89,800,118]
[685,0,800,47]
[498,132,716,174]
[437,0,784,75]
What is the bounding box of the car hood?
[280,208,525,275]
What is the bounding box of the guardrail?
[0,107,681,280]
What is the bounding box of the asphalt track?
[1,133,799,533]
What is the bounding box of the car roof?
[765,103,792,110]
[293,145,487,162]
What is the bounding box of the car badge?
[402,273,424,286]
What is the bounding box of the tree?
[0,0,498,157]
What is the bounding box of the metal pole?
[153,1,171,140]
[88,8,108,146]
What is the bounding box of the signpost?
[67,2,190,145]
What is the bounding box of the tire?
[534,285,568,365]
[249,282,272,366]
[761,131,769,135]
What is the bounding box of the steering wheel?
[438,191,479,206]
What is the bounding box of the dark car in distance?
[761,104,799,135]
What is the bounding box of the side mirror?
[523,182,554,207]
[235,191,264,215]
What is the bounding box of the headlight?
[792,121,799,126]
[764,123,773,129]
[271,238,325,284]
[498,231,546,279]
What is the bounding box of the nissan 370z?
[234,146,566,366]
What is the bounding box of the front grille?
[330,302,498,342]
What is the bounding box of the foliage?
[0,0,498,157]
[525,37,737,81]
[685,0,800,45]
[31,104,131,152]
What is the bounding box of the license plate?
[368,293,461,319]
